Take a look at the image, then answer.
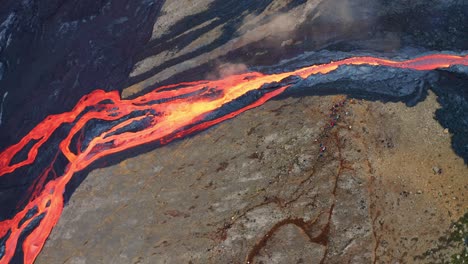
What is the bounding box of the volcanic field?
[0,0,467,263]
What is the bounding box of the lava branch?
[0,54,467,264]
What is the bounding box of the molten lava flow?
[0,54,467,263]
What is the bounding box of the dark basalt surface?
[0,0,161,151]
[431,69,468,163]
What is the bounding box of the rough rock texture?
[0,0,161,149]
[36,92,466,263]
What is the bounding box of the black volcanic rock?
[0,0,160,151]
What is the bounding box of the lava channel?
[0,54,467,264]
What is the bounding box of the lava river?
[0,54,467,263]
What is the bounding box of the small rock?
[443,128,449,134]
[432,166,442,174]
[416,190,422,194]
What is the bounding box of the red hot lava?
[0,54,467,263]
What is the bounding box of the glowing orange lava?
[0,54,467,263]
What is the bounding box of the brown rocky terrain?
[36,92,467,263]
